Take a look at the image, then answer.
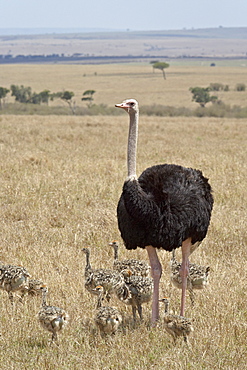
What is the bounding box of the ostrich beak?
[115,102,130,113]
[115,103,124,108]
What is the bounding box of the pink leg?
[180,238,192,316]
[146,246,162,325]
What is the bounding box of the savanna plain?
[0,62,247,369]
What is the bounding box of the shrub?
[209,83,224,91]
[235,83,246,91]
[141,104,191,117]
[190,87,217,107]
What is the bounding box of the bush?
[2,102,247,119]
[141,104,191,117]
[209,83,224,91]
[0,102,70,115]
[190,86,217,107]
[235,83,246,91]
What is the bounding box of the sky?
[1,0,247,32]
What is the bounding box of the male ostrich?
[115,99,213,324]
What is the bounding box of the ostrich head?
[159,297,170,313]
[40,284,48,293]
[109,240,119,260]
[109,240,119,251]
[115,99,139,114]
[92,285,104,295]
[81,247,90,255]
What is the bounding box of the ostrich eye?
[129,102,135,106]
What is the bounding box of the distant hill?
[0,27,246,38]
[0,28,125,36]
[0,27,247,61]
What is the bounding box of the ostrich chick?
[38,285,69,344]
[0,264,30,304]
[82,247,128,303]
[170,249,210,305]
[159,297,193,344]
[19,278,45,301]
[93,285,123,337]
[116,270,153,321]
[110,240,150,277]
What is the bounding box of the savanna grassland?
[1,62,247,110]
[0,63,247,369]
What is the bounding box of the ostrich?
[19,278,45,301]
[109,240,150,277]
[38,285,69,344]
[116,269,153,321]
[170,249,210,305]
[159,297,193,344]
[92,285,123,337]
[81,247,128,303]
[115,98,213,324]
[0,264,30,304]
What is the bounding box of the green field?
[0,63,247,369]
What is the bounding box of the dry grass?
[1,63,247,110]
[0,112,246,369]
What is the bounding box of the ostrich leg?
[146,245,162,325]
[180,238,192,316]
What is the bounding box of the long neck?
[85,249,91,270]
[113,245,119,261]
[127,110,138,178]
[164,300,169,314]
[42,289,47,307]
[96,291,103,309]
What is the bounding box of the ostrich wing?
[122,178,162,228]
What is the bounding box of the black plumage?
[117,163,213,251]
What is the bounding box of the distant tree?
[10,85,52,105]
[38,89,51,104]
[210,95,219,104]
[190,87,218,107]
[0,87,10,108]
[58,90,76,114]
[81,90,96,107]
[152,62,170,79]
[150,60,159,73]
[10,84,32,103]
[29,92,42,104]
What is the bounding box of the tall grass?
[0,114,246,369]
[2,101,247,118]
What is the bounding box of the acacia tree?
[81,90,95,107]
[54,90,76,114]
[152,62,170,79]
[38,89,51,104]
[0,87,10,108]
[190,87,218,107]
